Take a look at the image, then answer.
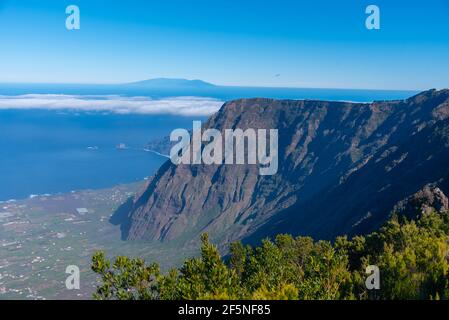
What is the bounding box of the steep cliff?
[123,89,449,246]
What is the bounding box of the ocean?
[0,109,203,201]
[0,83,419,201]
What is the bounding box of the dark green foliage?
[92,210,449,300]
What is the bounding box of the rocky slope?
[392,185,449,218]
[121,89,449,246]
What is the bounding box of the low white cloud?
[0,94,223,116]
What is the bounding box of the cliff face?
[124,89,449,246]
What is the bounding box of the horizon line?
[0,79,425,93]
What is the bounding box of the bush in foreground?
[92,210,449,300]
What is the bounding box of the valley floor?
[0,182,195,300]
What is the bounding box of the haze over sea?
[0,82,418,201]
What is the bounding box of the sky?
[0,0,448,90]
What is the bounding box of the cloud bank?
[0,94,224,116]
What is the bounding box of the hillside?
[118,89,449,247]
[94,208,449,300]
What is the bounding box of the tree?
[91,210,449,300]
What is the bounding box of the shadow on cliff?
[109,197,134,240]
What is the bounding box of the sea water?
[0,109,201,201]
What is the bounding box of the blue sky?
[0,0,448,89]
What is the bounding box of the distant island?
[125,78,216,89]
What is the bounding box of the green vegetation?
[91,210,449,300]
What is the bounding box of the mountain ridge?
[119,89,449,247]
